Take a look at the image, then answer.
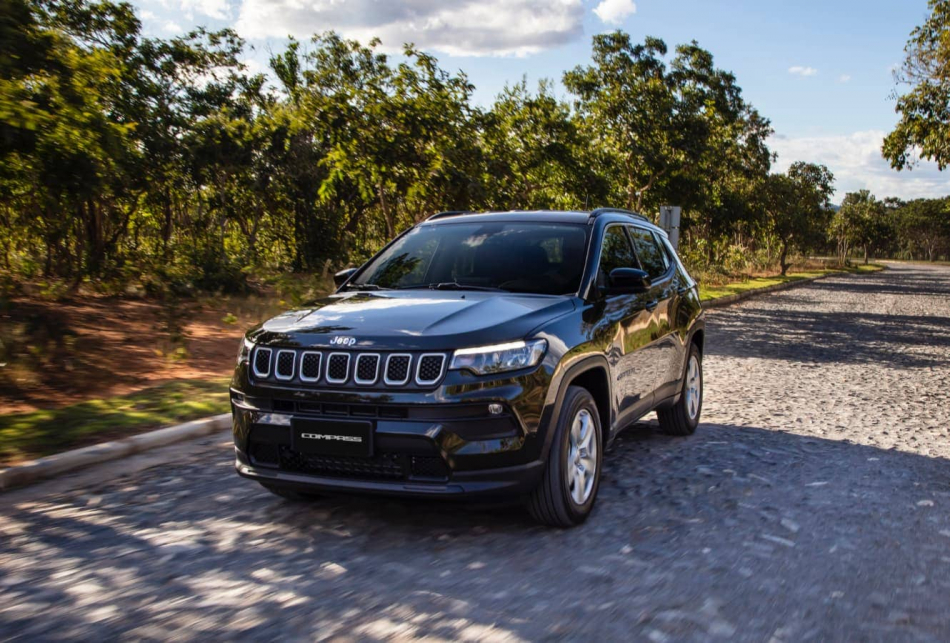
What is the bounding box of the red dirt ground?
[0,294,283,415]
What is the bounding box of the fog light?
[488,403,503,415]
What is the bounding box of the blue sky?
[132,0,948,201]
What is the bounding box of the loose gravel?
[2,262,950,641]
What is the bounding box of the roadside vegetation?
[0,380,229,465]
[698,263,885,301]
[1,0,949,461]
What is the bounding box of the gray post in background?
[659,206,681,250]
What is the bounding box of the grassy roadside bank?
[0,263,886,467]
[698,263,884,301]
[0,379,229,465]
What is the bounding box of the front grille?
[416,354,445,384]
[275,350,296,380]
[300,352,321,381]
[250,348,447,388]
[355,354,380,385]
[385,354,412,385]
[327,353,350,383]
[279,446,404,480]
[253,347,272,377]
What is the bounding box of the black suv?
[231,209,705,526]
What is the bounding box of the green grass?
[699,263,884,301]
[0,379,230,465]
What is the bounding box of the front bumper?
[230,362,552,499]
[235,458,545,498]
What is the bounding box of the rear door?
[627,226,680,399]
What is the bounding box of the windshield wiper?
[429,282,507,292]
[397,282,507,292]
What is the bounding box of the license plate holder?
[291,419,373,457]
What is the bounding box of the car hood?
[250,291,576,351]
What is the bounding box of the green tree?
[481,79,599,210]
[883,0,950,170]
[764,162,835,275]
[832,190,892,265]
[563,32,767,217]
[895,198,950,261]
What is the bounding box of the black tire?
[259,482,320,502]
[527,386,603,528]
[657,343,703,436]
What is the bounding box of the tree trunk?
[378,182,394,239]
[864,245,869,265]
[779,239,790,276]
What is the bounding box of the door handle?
[645,300,659,311]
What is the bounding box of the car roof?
[418,210,667,235]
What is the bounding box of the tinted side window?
[629,227,669,279]
[598,225,637,289]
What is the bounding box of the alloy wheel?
[567,408,597,505]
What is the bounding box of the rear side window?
[628,227,669,279]
[597,225,637,289]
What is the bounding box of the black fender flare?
[536,354,613,462]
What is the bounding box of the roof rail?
[589,207,651,223]
[426,210,473,222]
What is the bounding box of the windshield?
[350,222,590,295]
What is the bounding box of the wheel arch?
[539,355,614,461]
[690,327,705,355]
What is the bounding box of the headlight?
[449,339,547,375]
[237,337,254,364]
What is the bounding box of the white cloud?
[162,19,184,32]
[770,130,949,201]
[838,74,851,83]
[234,0,585,57]
[788,66,818,77]
[593,0,637,25]
[179,0,231,20]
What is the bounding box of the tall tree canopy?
[883,0,950,170]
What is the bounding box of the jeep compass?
[231,209,705,526]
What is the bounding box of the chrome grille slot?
[326,353,350,384]
[252,347,272,378]
[354,354,380,385]
[300,351,322,382]
[416,354,446,385]
[275,350,296,380]
[384,354,412,385]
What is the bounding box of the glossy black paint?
[231,210,705,499]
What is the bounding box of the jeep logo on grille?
[330,336,357,347]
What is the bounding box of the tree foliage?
[9,0,917,295]
[764,162,835,275]
[884,0,950,170]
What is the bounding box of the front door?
[596,225,657,422]
[628,226,680,400]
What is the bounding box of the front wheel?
[527,386,603,528]
[657,343,703,436]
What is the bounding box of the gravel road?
[3,262,950,641]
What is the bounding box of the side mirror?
[607,268,651,294]
[333,268,358,287]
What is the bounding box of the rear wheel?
[259,482,320,502]
[527,386,603,527]
[657,343,703,436]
